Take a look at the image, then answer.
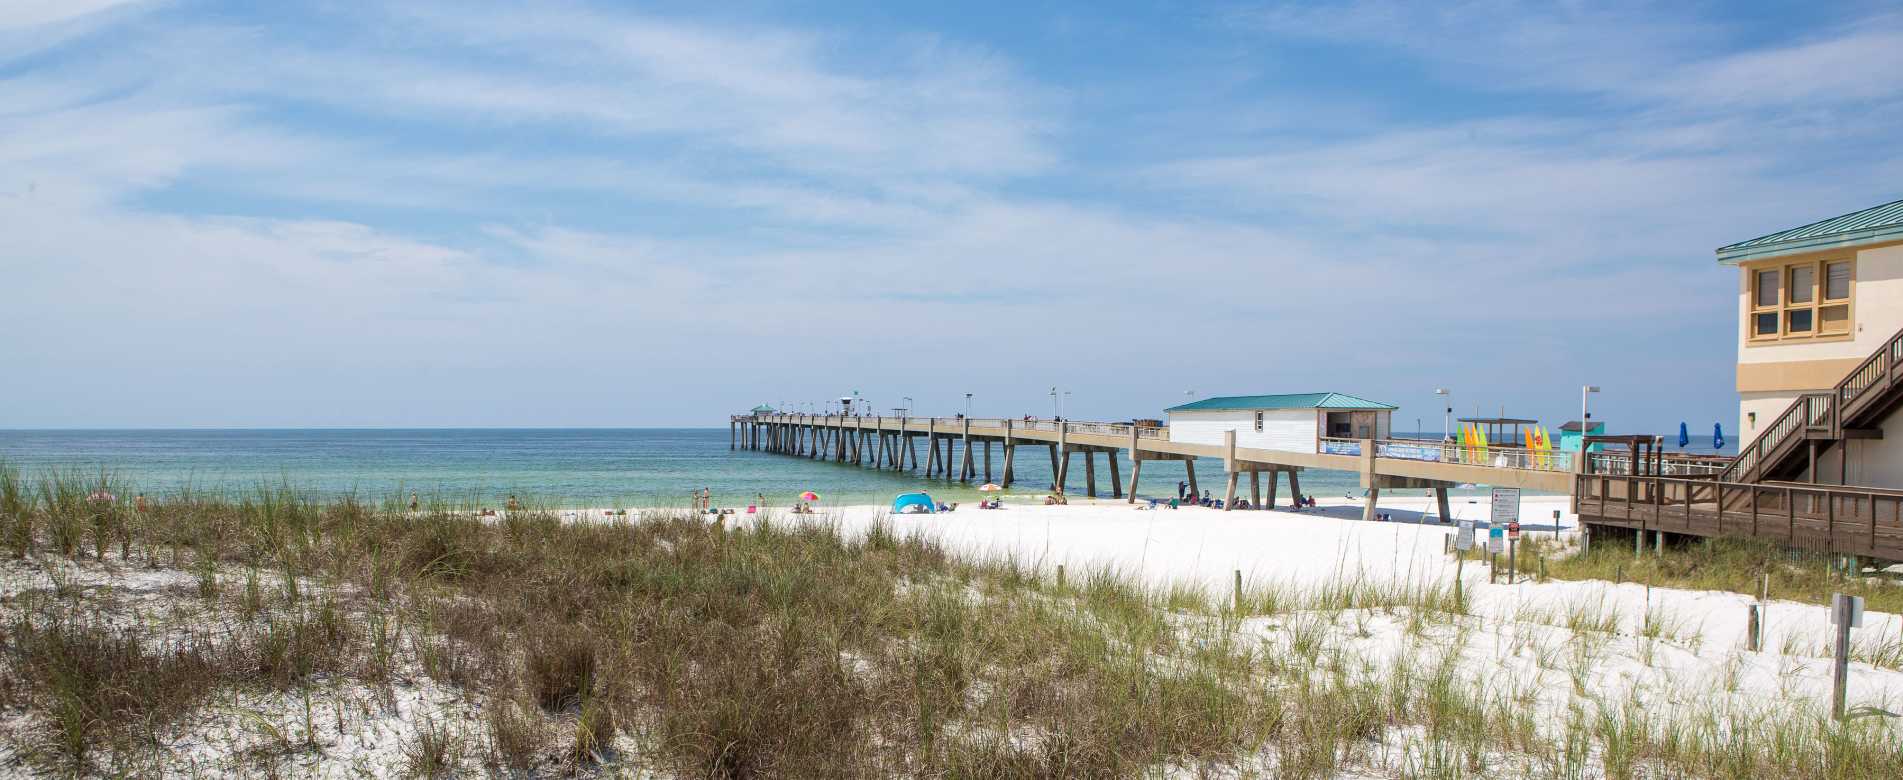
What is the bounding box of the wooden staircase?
[1720,324,1903,491]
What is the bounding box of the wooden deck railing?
[1576,473,1903,558]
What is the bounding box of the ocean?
[0,428,1413,508]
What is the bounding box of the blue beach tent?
[893,492,936,514]
[1678,422,1690,449]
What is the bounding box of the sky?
[3,0,1901,432]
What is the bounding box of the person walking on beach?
[506,494,519,512]
[134,492,148,514]
[409,492,419,512]
[1176,481,1186,500]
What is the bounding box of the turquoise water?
[0,428,1395,508]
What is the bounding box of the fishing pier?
[732,410,1903,562]
[730,412,1575,523]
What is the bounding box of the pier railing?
[739,414,1170,441]
[1318,437,1576,472]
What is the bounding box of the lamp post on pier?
[1581,385,1601,465]
[965,393,973,418]
[1435,388,1451,442]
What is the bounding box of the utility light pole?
[1435,388,1451,442]
[965,393,973,418]
[1581,385,1601,467]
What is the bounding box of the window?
[1253,411,1263,432]
[1749,258,1853,342]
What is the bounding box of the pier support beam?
[1127,455,1142,504]
[1222,431,1238,511]
[1001,422,1015,487]
[1185,459,1199,499]
[1108,450,1121,499]
[1362,487,1382,522]
[1287,471,1301,507]
[984,441,993,483]
[1266,470,1279,508]
[1084,450,1097,498]
[961,419,974,482]
[1250,471,1260,509]
[1435,487,1452,524]
[1055,424,1071,493]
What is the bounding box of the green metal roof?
[1166,392,1396,412]
[750,404,776,413]
[1717,197,1903,264]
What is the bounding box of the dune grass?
[1526,533,1903,613]
[1,465,1901,777]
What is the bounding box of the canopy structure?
[1457,417,1538,447]
[892,492,936,514]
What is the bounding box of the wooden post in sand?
[1222,431,1239,511]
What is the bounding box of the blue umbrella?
[1713,422,1725,451]
[1677,422,1689,449]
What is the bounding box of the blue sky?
[4,0,1901,432]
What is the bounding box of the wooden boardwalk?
[1575,474,1903,560]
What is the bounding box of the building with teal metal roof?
[1165,392,1396,412]
[1166,392,1396,452]
[1717,197,1903,264]
[1716,196,1903,479]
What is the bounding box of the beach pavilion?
[1162,393,1426,513]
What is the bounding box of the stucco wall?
[1815,410,1903,489]
[1739,391,1798,449]
[1166,409,1318,452]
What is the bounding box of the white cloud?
[0,0,144,31]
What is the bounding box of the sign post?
[1507,521,1522,585]
[1454,520,1475,604]
[1487,527,1504,583]
[1832,593,1864,719]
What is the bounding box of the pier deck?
[732,414,1903,560]
[732,414,1576,522]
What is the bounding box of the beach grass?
[1,464,1901,777]
[1526,533,1903,614]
